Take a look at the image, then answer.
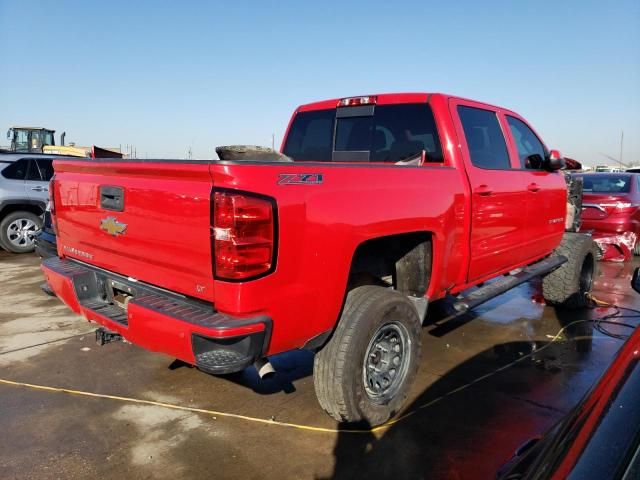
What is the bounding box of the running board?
[453,255,567,313]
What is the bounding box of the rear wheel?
[0,211,42,253]
[313,286,422,426]
[542,233,597,308]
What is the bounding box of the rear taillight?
[49,175,58,235]
[600,201,639,213]
[212,190,276,280]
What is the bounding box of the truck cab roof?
[296,92,507,113]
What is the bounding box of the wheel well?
[0,203,45,220]
[348,232,432,297]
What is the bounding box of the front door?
[25,158,53,204]
[504,114,566,260]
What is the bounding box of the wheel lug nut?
[393,356,400,366]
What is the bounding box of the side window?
[506,116,547,169]
[35,159,54,181]
[457,106,511,170]
[26,160,42,181]
[1,159,29,180]
[13,130,29,151]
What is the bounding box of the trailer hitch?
[95,327,123,346]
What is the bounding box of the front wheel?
[313,286,422,426]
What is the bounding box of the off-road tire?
[313,286,422,426]
[542,233,597,308]
[0,211,42,253]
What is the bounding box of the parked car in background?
[497,269,640,479]
[573,173,640,255]
[0,153,59,253]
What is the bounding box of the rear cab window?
[283,102,444,164]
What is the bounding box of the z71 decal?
[277,173,324,185]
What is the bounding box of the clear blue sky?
[1,0,638,165]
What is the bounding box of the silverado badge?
[100,216,127,236]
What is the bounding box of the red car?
[575,173,640,254]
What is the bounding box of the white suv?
[0,153,57,253]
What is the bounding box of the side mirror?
[6,129,10,140]
[524,154,544,169]
[632,267,640,294]
[544,149,565,171]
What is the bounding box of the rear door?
[504,114,566,259]
[450,99,526,282]
[25,158,53,204]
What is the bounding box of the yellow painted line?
[0,377,367,433]
[0,316,623,434]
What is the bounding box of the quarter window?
[1,159,29,180]
[507,116,547,169]
[458,106,511,170]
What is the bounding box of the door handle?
[31,186,47,192]
[527,183,541,192]
[474,185,493,196]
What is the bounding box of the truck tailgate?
[52,159,215,302]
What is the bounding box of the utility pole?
[620,130,624,168]
[272,133,275,150]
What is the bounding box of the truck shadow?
[204,298,596,397]
[219,349,315,395]
[211,298,488,395]
[323,321,600,480]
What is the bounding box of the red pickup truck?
[43,93,597,426]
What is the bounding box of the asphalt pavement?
[1,250,637,479]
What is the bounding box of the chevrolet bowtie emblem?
[100,216,127,236]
